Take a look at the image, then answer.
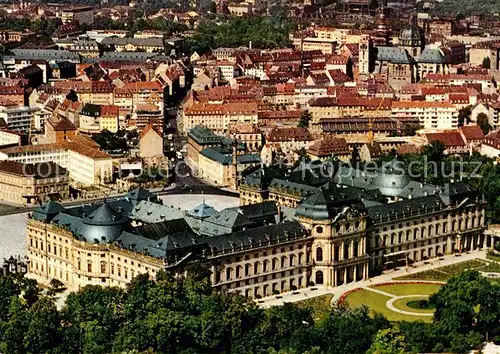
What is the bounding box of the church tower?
[358,35,371,78]
[399,16,425,58]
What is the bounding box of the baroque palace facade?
[27,160,491,296]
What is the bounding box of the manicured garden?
[394,259,489,281]
[370,283,442,296]
[342,282,441,323]
[393,297,435,314]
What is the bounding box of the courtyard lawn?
[370,283,442,296]
[437,259,488,274]
[481,261,500,273]
[392,296,435,314]
[297,294,333,321]
[344,289,433,323]
[486,253,500,262]
[394,269,450,281]
[394,259,488,282]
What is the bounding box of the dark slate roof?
[199,209,254,236]
[187,202,217,219]
[188,125,224,145]
[367,195,445,224]
[32,200,65,222]
[235,201,278,220]
[125,187,157,203]
[200,147,260,166]
[270,178,320,197]
[417,47,446,63]
[11,49,80,62]
[375,46,414,64]
[295,186,366,220]
[100,52,169,62]
[202,221,308,254]
[83,203,128,226]
[134,219,196,241]
[439,182,480,206]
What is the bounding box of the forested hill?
[433,0,500,16]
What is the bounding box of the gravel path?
[386,295,433,317]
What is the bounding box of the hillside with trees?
[433,0,500,17]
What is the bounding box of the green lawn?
[344,289,434,323]
[394,269,450,281]
[297,294,333,321]
[370,283,442,296]
[481,262,500,273]
[394,259,488,282]
[486,253,500,262]
[437,259,487,274]
[392,296,435,314]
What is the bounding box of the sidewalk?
[257,249,489,308]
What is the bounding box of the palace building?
[27,159,491,296]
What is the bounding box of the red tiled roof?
[139,124,162,139]
[308,137,349,156]
[46,117,77,132]
[425,131,465,147]
[460,125,484,141]
[267,127,313,142]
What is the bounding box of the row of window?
[223,253,305,281]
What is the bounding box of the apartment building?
[0,104,38,133]
[45,116,77,144]
[391,101,458,129]
[0,161,69,205]
[182,102,259,134]
[61,6,94,25]
[0,137,112,186]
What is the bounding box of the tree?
[477,113,492,135]
[318,306,388,354]
[24,297,62,353]
[298,111,312,128]
[367,326,408,354]
[457,106,472,127]
[20,277,40,307]
[482,56,491,69]
[402,122,421,136]
[48,278,65,295]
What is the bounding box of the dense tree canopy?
[0,268,498,353]
[186,18,293,54]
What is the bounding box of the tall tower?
[358,35,371,77]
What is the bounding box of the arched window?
[280,256,287,268]
[315,271,324,285]
[272,258,278,270]
[316,247,323,262]
[254,262,260,274]
[245,264,251,276]
[226,267,233,280]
